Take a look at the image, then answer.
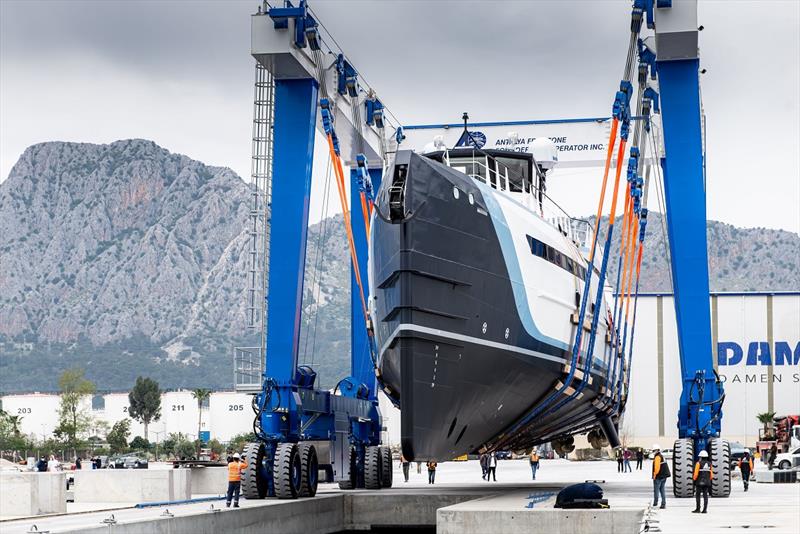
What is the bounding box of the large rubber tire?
[338,446,357,490]
[274,443,302,499]
[242,441,268,499]
[364,446,383,490]
[710,438,731,497]
[298,443,319,498]
[380,447,393,489]
[672,438,695,498]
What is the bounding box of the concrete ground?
[1,458,797,533]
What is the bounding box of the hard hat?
[652,444,660,450]
[233,453,240,459]
[698,450,709,458]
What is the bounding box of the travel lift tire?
[380,446,393,489]
[298,443,319,498]
[364,445,383,490]
[709,438,731,497]
[338,446,357,490]
[274,442,303,499]
[672,438,695,498]
[242,441,269,499]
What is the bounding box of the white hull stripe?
[381,323,568,367]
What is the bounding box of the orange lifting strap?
[588,118,620,263]
[325,133,370,327]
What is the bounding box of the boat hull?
[369,151,619,460]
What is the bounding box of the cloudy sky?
[1,0,798,232]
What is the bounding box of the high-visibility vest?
[228,461,247,482]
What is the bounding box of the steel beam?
[264,78,319,384]
[350,167,382,398]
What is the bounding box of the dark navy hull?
[370,151,617,461]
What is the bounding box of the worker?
[768,443,778,470]
[226,453,247,508]
[400,454,410,483]
[75,457,82,470]
[529,449,541,480]
[47,455,60,472]
[487,452,498,482]
[651,444,670,509]
[635,448,644,470]
[35,457,47,472]
[426,460,437,484]
[479,453,488,480]
[738,451,754,492]
[692,450,713,513]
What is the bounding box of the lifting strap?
[320,100,371,336]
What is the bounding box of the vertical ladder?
[246,62,275,366]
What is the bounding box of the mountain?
[0,140,797,393]
[593,213,800,293]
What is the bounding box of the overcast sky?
[1,0,798,232]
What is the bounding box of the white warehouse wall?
[625,292,800,449]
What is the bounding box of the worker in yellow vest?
[226,453,248,508]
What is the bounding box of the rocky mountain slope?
[0,140,797,392]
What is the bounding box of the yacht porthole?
[504,328,509,339]
[481,322,487,334]
[468,193,474,205]
[453,187,460,200]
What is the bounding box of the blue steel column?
[264,78,319,385]
[656,58,718,438]
[350,167,382,398]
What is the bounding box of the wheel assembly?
[672,438,694,498]
[709,438,731,497]
[380,446,393,488]
[298,443,319,498]
[338,446,357,490]
[274,442,302,499]
[242,441,269,499]
[364,445,383,489]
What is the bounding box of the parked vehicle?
[775,446,800,470]
[107,454,148,469]
[495,451,513,460]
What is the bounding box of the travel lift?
[239,0,395,499]
[239,0,729,500]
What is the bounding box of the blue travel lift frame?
[244,1,388,500]
[646,0,728,496]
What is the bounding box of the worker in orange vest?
[738,451,754,492]
[226,453,248,508]
[692,450,713,513]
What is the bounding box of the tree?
[107,419,131,454]
[207,438,225,458]
[757,411,777,439]
[0,411,34,452]
[53,368,95,447]
[129,436,151,451]
[175,438,196,460]
[7,415,23,436]
[128,376,161,440]
[191,388,212,443]
[228,432,256,454]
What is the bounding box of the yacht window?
[495,156,528,193]
[449,156,487,183]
